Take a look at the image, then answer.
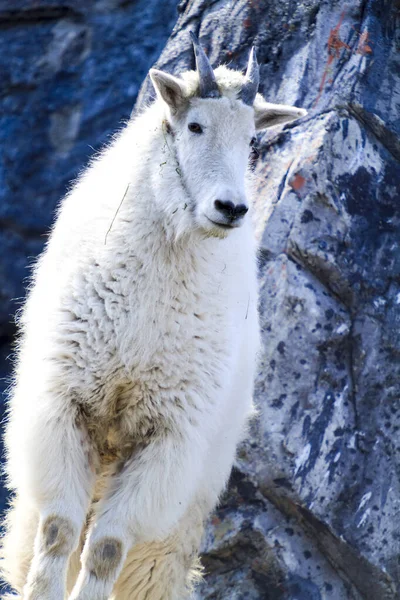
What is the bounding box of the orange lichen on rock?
[327,11,351,59]
[289,173,306,191]
[314,9,350,106]
[357,30,373,55]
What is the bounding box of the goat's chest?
[120,252,239,377]
[78,235,256,449]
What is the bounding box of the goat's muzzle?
[213,200,249,225]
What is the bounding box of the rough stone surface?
[0,0,177,342]
[1,0,400,598]
[136,0,399,598]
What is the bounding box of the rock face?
[137,1,399,598]
[1,0,400,598]
[0,0,177,375]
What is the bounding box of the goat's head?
[150,34,307,237]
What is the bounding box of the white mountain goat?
[1,33,306,600]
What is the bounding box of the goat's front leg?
[69,426,209,600]
[6,393,96,600]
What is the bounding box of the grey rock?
[135,0,400,597]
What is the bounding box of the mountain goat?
[1,33,306,599]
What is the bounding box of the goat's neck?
[124,112,198,249]
[115,105,245,272]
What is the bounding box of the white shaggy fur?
[1,60,306,599]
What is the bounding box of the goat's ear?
[150,69,186,114]
[254,101,307,130]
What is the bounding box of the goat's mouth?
[205,216,241,230]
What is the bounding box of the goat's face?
[150,41,307,237]
[172,96,255,235]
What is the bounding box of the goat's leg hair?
[69,425,208,600]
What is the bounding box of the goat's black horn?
[241,47,259,106]
[190,31,220,99]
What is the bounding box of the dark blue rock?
[0,0,178,339]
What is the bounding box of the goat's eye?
[250,136,257,146]
[188,123,203,134]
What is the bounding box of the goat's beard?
[201,226,230,240]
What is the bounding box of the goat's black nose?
[214,200,249,220]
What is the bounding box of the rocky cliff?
[139,1,400,598]
[1,1,400,598]
[0,0,177,393]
